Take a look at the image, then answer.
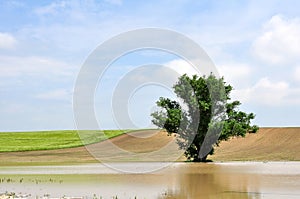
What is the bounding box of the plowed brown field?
[210,127,300,161]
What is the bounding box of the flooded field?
[0,162,299,199]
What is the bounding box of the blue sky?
[1,0,300,131]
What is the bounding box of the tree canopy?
[151,74,258,162]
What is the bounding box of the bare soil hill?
[0,127,299,165]
[0,130,180,165]
[209,127,300,161]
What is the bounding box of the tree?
[151,74,258,162]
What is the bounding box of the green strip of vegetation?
[0,130,127,152]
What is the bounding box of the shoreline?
[0,161,300,175]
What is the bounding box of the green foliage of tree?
[151,74,258,162]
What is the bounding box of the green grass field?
[0,130,127,152]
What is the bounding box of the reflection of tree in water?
[158,171,260,199]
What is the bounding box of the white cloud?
[218,63,251,83]
[4,1,25,8]
[34,0,121,24]
[104,0,123,6]
[252,15,300,65]
[35,89,72,101]
[0,55,76,78]
[164,59,199,77]
[294,66,300,82]
[34,1,67,16]
[165,60,252,86]
[233,77,300,106]
[0,32,17,49]
[0,102,25,114]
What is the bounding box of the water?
[0,162,299,199]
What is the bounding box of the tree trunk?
[199,155,208,162]
[194,142,209,162]
[193,151,208,162]
[193,154,208,162]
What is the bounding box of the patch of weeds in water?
[0,177,64,185]
[0,193,145,199]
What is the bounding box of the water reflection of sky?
[0,162,299,199]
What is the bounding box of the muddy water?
[0,162,299,199]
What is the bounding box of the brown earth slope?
[0,130,179,165]
[209,127,300,161]
[0,128,299,165]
